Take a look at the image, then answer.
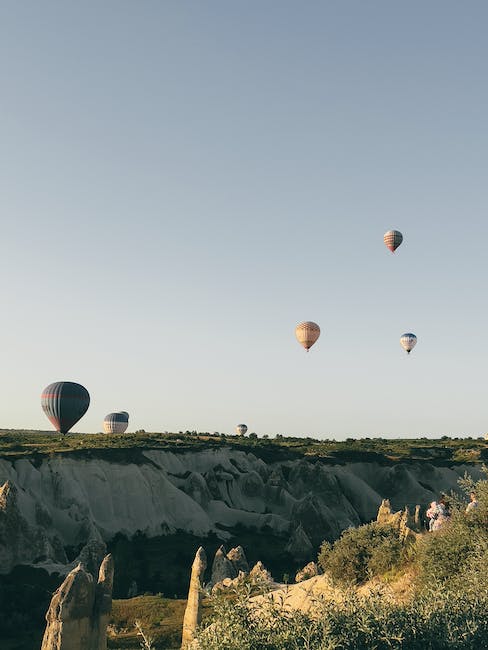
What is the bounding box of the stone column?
[92,554,114,650]
[181,546,207,649]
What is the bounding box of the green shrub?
[318,522,403,586]
[417,471,488,590]
[197,471,488,649]
[196,583,488,649]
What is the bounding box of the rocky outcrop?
[181,546,207,649]
[249,560,272,585]
[295,561,319,583]
[74,535,108,578]
[376,499,397,524]
[181,472,212,509]
[227,545,249,574]
[376,499,420,542]
[41,553,114,650]
[211,570,247,593]
[210,545,236,585]
[285,523,314,561]
[210,545,250,588]
[92,554,114,649]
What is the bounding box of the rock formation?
[181,472,212,508]
[211,570,247,593]
[93,554,114,649]
[0,448,479,584]
[0,480,66,573]
[181,546,207,649]
[41,553,114,650]
[227,545,249,574]
[249,560,272,584]
[376,499,420,542]
[376,499,397,525]
[285,523,314,561]
[210,545,236,585]
[295,561,319,583]
[74,535,108,579]
[210,545,250,589]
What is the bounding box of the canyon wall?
[0,448,480,577]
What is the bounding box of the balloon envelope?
[236,424,248,436]
[400,333,417,354]
[103,412,129,434]
[41,381,90,434]
[295,321,320,351]
[384,230,403,252]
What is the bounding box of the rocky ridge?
[0,448,479,577]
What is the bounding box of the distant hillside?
[0,429,486,464]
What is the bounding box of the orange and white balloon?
[295,321,321,351]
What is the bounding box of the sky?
[0,1,487,438]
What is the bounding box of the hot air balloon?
[384,230,403,252]
[41,381,90,434]
[400,333,417,354]
[103,411,129,434]
[295,321,320,351]
[236,424,248,436]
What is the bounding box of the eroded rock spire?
[181,546,207,649]
[41,553,114,650]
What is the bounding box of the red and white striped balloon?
[384,230,403,252]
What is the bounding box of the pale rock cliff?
[0,480,66,573]
[0,449,480,576]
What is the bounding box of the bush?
[417,471,488,590]
[197,472,488,649]
[318,522,403,586]
[196,583,488,649]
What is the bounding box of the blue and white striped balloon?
[103,411,129,434]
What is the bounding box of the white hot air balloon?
[295,321,320,351]
[236,424,248,436]
[400,333,417,354]
[103,411,129,434]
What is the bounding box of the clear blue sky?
[1,1,487,438]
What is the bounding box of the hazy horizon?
[1,2,487,438]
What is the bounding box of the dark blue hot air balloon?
[41,381,90,434]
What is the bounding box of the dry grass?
[108,594,212,649]
[108,595,185,649]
